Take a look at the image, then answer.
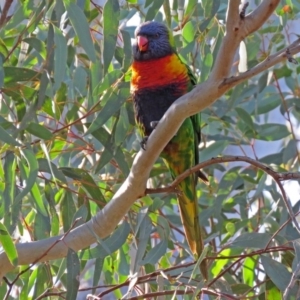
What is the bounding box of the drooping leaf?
[25,122,53,140]
[243,256,257,286]
[4,67,40,84]
[145,0,164,21]
[66,248,80,300]
[53,26,67,90]
[81,221,130,260]
[0,222,18,266]
[65,2,96,62]
[228,233,272,249]
[17,149,48,216]
[0,126,21,147]
[261,255,291,291]
[140,240,167,265]
[256,124,290,141]
[103,0,120,74]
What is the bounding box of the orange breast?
[130,54,189,92]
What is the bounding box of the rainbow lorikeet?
[130,21,208,278]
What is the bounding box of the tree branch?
[146,155,300,233]
[0,0,13,27]
[146,155,300,195]
[244,0,280,36]
[221,38,300,87]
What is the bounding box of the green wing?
[186,62,208,183]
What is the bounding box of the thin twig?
[146,155,300,233]
[0,0,13,27]
[221,39,300,87]
[146,155,300,195]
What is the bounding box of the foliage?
[0,0,300,299]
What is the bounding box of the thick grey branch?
[211,0,282,81]
[244,0,280,35]
[211,0,242,80]
[226,0,241,31]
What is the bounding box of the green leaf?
[0,55,4,88]
[231,284,252,295]
[254,95,281,114]
[114,106,129,146]
[81,222,130,259]
[4,67,40,84]
[145,0,164,21]
[273,65,292,79]
[228,233,271,249]
[261,255,291,291]
[38,158,67,183]
[92,258,104,292]
[235,107,254,130]
[199,0,220,31]
[156,215,170,240]
[17,149,48,216]
[103,0,120,74]
[134,214,152,271]
[26,122,53,140]
[120,29,132,71]
[140,240,167,265]
[66,248,80,300]
[0,126,21,146]
[0,222,18,266]
[243,256,257,286]
[73,66,88,96]
[23,37,47,60]
[114,147,130,176]
[86,85,128,135]
[32,265,49,299]
[258,72,268,93]
[60,167,106,204]
[65,2,96,62]
[256,124,290,141]
[282,139,297,164]
[34,212,50,239]
[93,69,123,96]
[60,190,76,232]
[200,140,229,161]
[202,0,220,17]
[226,222,235,236]
[211,248,232,277]
[2,152,16,222]
[266,280,282,300]
[72,204,88,226]
[182,21,195,45]
[185,0,198,17]
[118,246,129,275]
[53,26,67,90]
[200,51,213,82]
[94,147,114,174]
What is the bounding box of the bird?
[130,21,208,279]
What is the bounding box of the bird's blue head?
[132,21,174,61]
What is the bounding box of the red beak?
[137,36,148,52]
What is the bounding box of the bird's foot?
[140,136,148,150]
[150,121,159,129]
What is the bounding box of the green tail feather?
[162,118,207,280]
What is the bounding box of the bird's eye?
[155,33,160,38]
